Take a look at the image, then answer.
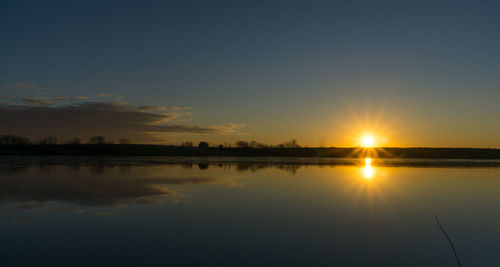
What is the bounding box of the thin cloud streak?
[4,82,43,90]
[97,93,123,98]
[1,95,89,106]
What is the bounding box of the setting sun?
[362,135,375,147]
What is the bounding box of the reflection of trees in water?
[179,161,301,174]
[183,161,301,173]
[198,163,209,170]
[3,157,498,177]
[36,164,58,174]
[89,164,106,175]
[0,157,304,224]
[0,158,306,175]
[234,163,301,174]
[0,157,231,212]
[181,163,193,170]
[0,158,307,216]
[0,170,218,209]
[0,162,34,175]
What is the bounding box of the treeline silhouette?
[0,134,131,145]
[0,134,299,148]
[181,139,300,149]
[2,134,500,159]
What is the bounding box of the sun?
[362,135,375,147]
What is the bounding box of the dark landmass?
[3,155,500,171]
[1,144,500,159]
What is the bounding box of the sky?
[1,0,500,147]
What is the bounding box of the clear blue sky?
[1,0,500,146]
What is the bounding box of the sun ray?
[339,158,404,222]
[336,102,402,148]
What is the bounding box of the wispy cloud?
[0,102,243,142]
[1,95,89,106]
[4,82,43,90]
[97,93,123,98]
[146,124,238,134]
[0,85,244,142]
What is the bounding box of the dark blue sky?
[1,0,500,146]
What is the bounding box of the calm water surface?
[1,156,500,266]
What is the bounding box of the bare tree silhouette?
[182,141,193,147]
[0,134,31,145]
[236,140,249,148]
[198,141,209,148]
[89,136,106,145]
[65,137,81,145]
[38,136,58,145]
[279,139,300,148]
[119,138,131,144]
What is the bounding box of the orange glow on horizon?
[331,105,399,147]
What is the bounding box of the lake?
[1,156,500,266]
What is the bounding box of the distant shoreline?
[1,144,500,159]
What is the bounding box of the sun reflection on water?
[363,158,374,179]
[342,158,401,217]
